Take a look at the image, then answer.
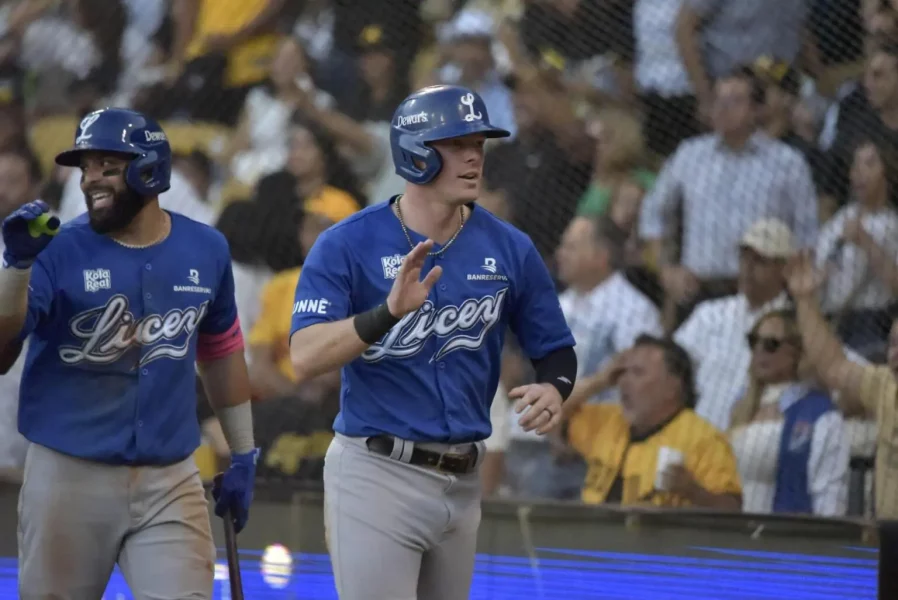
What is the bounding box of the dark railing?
[0,480,879,598]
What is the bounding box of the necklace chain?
[111,213,171,249]
[395,196,465,257]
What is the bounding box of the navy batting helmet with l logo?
[55,107,172,198]
[390,85,510,185]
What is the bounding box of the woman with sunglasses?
[728,309,850,516]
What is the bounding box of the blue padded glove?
[212,448,259,533]
[1,200,56,268]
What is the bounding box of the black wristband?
[353,303,401,345]
[531,346,577,401]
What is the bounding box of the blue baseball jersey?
[16,212,241,465]
[290,198,575,443]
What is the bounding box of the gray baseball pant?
[18,442,216,600]
[324,432,486,600]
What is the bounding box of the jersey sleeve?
[197,248,244,361]
[290,228,352,336]
[509,242,575,359]
[16,253,56,342]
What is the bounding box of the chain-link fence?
[1,0,896,596]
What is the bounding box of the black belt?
[365,435,479,475]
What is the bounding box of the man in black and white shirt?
[640,67,818,328]
[673,218,795,430]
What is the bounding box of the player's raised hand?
[510,383,564,435]
[386,240,443,317]
[1,200,58,268]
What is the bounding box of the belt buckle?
[436,451,472,474]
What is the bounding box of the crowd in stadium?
[0,0,896,524]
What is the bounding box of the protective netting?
[1,0,896,551]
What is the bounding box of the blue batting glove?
[212,448,259,533]
[2,200,56,268]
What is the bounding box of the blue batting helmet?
[390,85,510,185]
[55,107,172,197]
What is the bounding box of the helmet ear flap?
[125,151,172,197]
[395,134,442,185]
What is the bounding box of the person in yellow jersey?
[559,335,743,509]
[167,0,286,124]
[247,201,354,481]
[249,198,356,395]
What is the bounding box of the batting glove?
[212,448,259,533]
[2,200,56,269]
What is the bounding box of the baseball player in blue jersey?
[0,108,258,599]
[289,85,577,599]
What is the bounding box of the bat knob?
[28,213,60,238]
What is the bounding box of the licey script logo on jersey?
[58,294,209,367]
[362,288,507,363]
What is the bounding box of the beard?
[85,185,146,234]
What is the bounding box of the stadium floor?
[0,545,877,599]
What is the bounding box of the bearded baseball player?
[0,108,258,599]
[289,85,577,599]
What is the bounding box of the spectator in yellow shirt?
[249,200,354,398]
[254,120,365,271]
[248,201,353,482]
[166,0,286,124]
[563,335,743,509]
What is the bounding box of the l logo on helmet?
[75,114,101,145]
[460,93,482,123]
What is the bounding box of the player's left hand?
[509,383,563,435]
[212,448,259,533]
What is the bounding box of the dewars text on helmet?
[396,111,429,128]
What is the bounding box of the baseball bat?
[28,213,60,238]
[223,510,244,600]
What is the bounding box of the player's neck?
[109,201,170,247]
[395,192,466,245]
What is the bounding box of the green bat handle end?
[28,213,60,238]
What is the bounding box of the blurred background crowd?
[0,0,896,526]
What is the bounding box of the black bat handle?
[224,511,244,600]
